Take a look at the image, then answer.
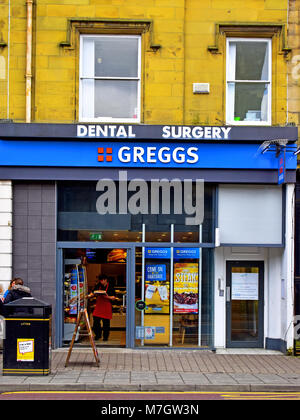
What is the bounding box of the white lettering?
[118,146,131,163]
[96,125,108,137]
[77,125,87,137]
[133,147,145,163]
[162,126,171,138]
[88,125,96,137]
[182,126,192,138]
[110,125,117,137]
[128,125,136,138]
[186,147,198,163]
[116,126,127,137]
[173,147,185,163]
[147,147,157,163]
[221,127,232,139]
[171,126,183,139]
[192,127,203,138]
[204,127,211,139]
[212,127,222,139]
[158,147,171,163]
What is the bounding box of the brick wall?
[12,182,56,311]
[0,0,291,125]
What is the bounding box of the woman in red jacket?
[92,275,116,341]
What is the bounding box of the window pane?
[230,41,269,81]
[228,82,269,122]
[92,80,138,119]
[93,37,139,78]
[218,185,283,244]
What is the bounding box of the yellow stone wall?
[0,0,295,126]
[288,0,300,144]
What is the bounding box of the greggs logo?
[98,147,113,162]
[97,146,199,165]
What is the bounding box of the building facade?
[0,0,298,351]
[289,0,300,353]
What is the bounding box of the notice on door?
[232,272,258,301]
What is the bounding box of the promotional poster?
[174,263,199,314]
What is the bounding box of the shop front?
[0,123,297,351]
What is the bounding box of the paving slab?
[1,349,300,392]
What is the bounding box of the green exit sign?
[90,233,102,241]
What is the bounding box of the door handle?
[226,287,231,302]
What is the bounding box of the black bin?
[3,297,52,376]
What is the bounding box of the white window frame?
[79,34,141,123]
[226,37,272,126]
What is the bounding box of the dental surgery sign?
[77,124,232,140]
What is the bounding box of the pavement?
[1,347,300,392]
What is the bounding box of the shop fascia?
[77,124,232,140]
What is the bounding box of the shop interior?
[63,248,128,346]
[63,247,212,348]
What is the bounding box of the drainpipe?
[7,0,11,120]
[25,0,33,123]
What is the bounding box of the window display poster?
[174,263,198,314]
[145,279,170,315]
[231,272,259,301]
[69,268,78,315]
[146,264,167,282]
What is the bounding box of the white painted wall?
[0,181,12,297]
[281,183,295,350]
[214,184,295,352]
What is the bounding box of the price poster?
[17,339,35,362]
[174,263,199,314]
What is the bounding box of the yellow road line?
[2,391,300,397]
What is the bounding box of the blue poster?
[174,248,200,259]
[146,264,167,282]
[145,248,171,259]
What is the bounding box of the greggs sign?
[98,145,200,164]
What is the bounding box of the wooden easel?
[65,307,100,367]
[65,265,100,367]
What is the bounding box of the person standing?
[92,274,116,341]
[3,278,18,301]
[4,278,31,304]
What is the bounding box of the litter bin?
[3,297,52,376]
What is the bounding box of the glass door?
[226,261,264,348]
[62,247,128,347]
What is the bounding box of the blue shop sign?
[174,248,200,259]
[0,140,297,170]
[145,248,171,259]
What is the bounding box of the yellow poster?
[174,263,198,314]
[17,339,35,362]
[145,281,170,314]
